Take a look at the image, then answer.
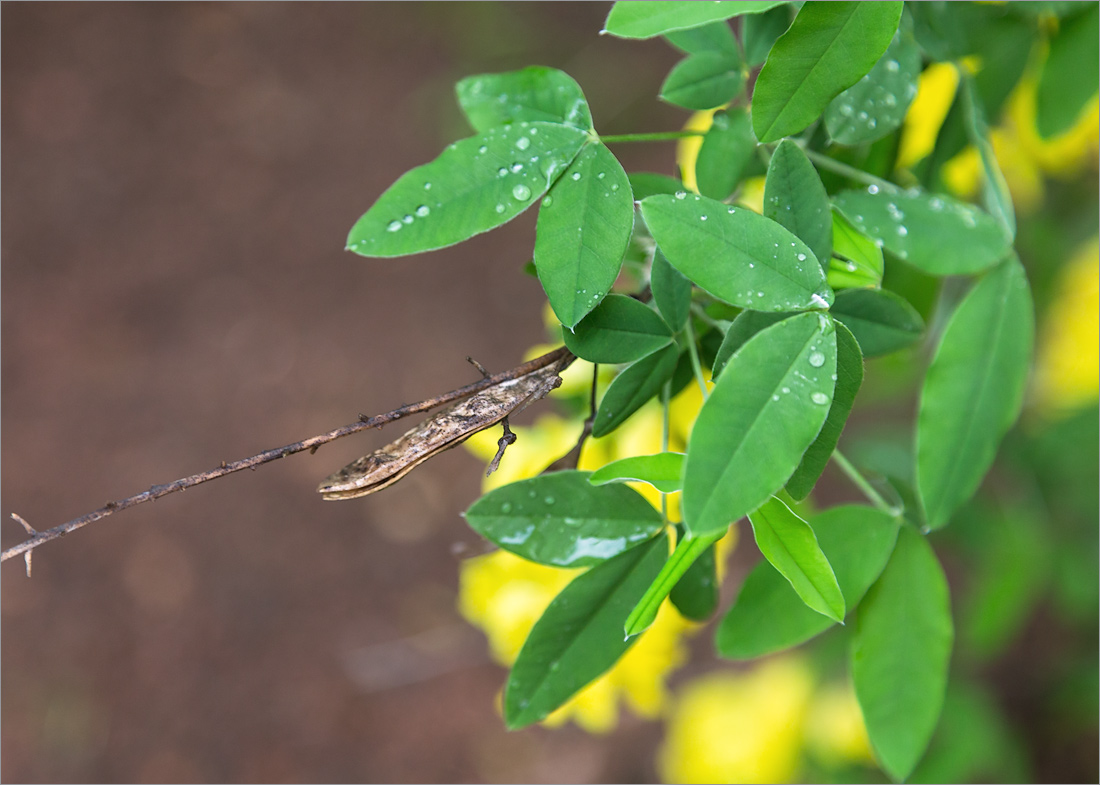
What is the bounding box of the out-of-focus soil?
[1,4,687,782]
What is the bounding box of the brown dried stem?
[2,346,574,566]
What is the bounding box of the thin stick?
[2,346,574,565]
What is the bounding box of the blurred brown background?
[1,3,691,781]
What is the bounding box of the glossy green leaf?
[603,1,786,39]
[628,172,685,199]
[917,257,1034,529]
[455,67,593,133]
[534,142,634,328]
[503,535,668,729]
[664,19,739,55]
[786,322,863,500]
[712,310,793,379]
[832,186,1012,275]
[831,287,924,357]
[563,294,673,363]
[960,75,1015,240]
[853,525,953,781]
[695,108,757,200]
[347,122,588,258]
[717,505,899,659]
[592,345,680,438]
[669,534,719,621]
[764,139,832,267]
[626,531,723,636]
[1036,3,1099,138]
[682,312,837,536]
[464,470,664,567]
[747,496,845,621]
[742,4,793,67]
[651,248,693,332]
[660,51,744,111]
[752,2,904,142]
[824,23,921,145]
[588,452,686,493]
[828,208,884,289]
[640,193,834,312]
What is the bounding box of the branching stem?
[2,346,574,565]
[832,449,902,516]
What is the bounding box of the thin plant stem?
[684,318,710,401]
[660,379,671,526]
[600,131,705,144]
[832,449,901,515]
[800,147,896,191]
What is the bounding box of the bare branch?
[3,346,574,566]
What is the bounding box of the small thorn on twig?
[467,356,491,379]
[11,513,37,536]
[309,445,319,455]
[486,418,517,477]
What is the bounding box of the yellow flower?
[897,62,966,170]
[1032,236,1100,417]
[803,680,875,768]
[676,108,723,193]
[658,657,817,784]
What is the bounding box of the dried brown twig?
[2,346,574,569]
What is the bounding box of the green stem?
[689,301,726,331]
[684,318,710,400]
[599,130,706,144]
[832,450,900,515]
[660,380,671,525]
[800,148,896,191]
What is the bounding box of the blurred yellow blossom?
[897,62,965,170]
[803,680,875,768]
[658,657,817,783]
[676,108,723,193]
[1032,236,1100,417]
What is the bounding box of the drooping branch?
[2,346,575,567]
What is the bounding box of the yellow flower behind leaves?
[1032,236,1100,417]
[659,659,875,784]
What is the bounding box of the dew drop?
[512,184,532,201]
[797,253,807,261]
[501,502,513,513]
[674,190,687,200]
[423,182,432,190]
[542,195,553,207]
[782,386,791,394]
[811,392,830,405]
[402,214,414,224]
[415,205,430,217]
[515,136,531,151]
[897,225,908,236]
[610,183,619,191]
[868,184,879,195]
[478,145,488,154]
[885,59,899,73]
[544,496,555,505]
[495,203,506,214]
[571,172,582,181]
[808,351,826,368]
[511,162,524,173]
[700,215,708,221]
[386,220,402,232]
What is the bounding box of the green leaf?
[828,208,884,289]
[669,534,719,621]
[853,525,953,781]
[464,471,664,567]
[660,51,744,111]
[747,496,845,621]
[960,75,1015,240]
[742,4,793,67]
[563,294,673,363]
[640,193,834,312]
[626,531,723,636]
[917,257,1034,529]
[718,505,899,659]
[503,534,668,729]
[603,1,786,39]
[695,108,757,200]
[591,345,680,438]
[347,122,588,258]
[682,312,837,536]
[786,322,863,500]
[712,310,793,379]
[752,2,904,142]
[651,248,693,331]
[832,186,1012,275]
[534,143,635,328]
[455,66,593,133]
[1036,3,1099,138]
[764,139,832,268]
[824,23,921,145]
[664,19,739,55]
[588,452,686,493]
[628,172,685,199]
[831,287,924,357]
